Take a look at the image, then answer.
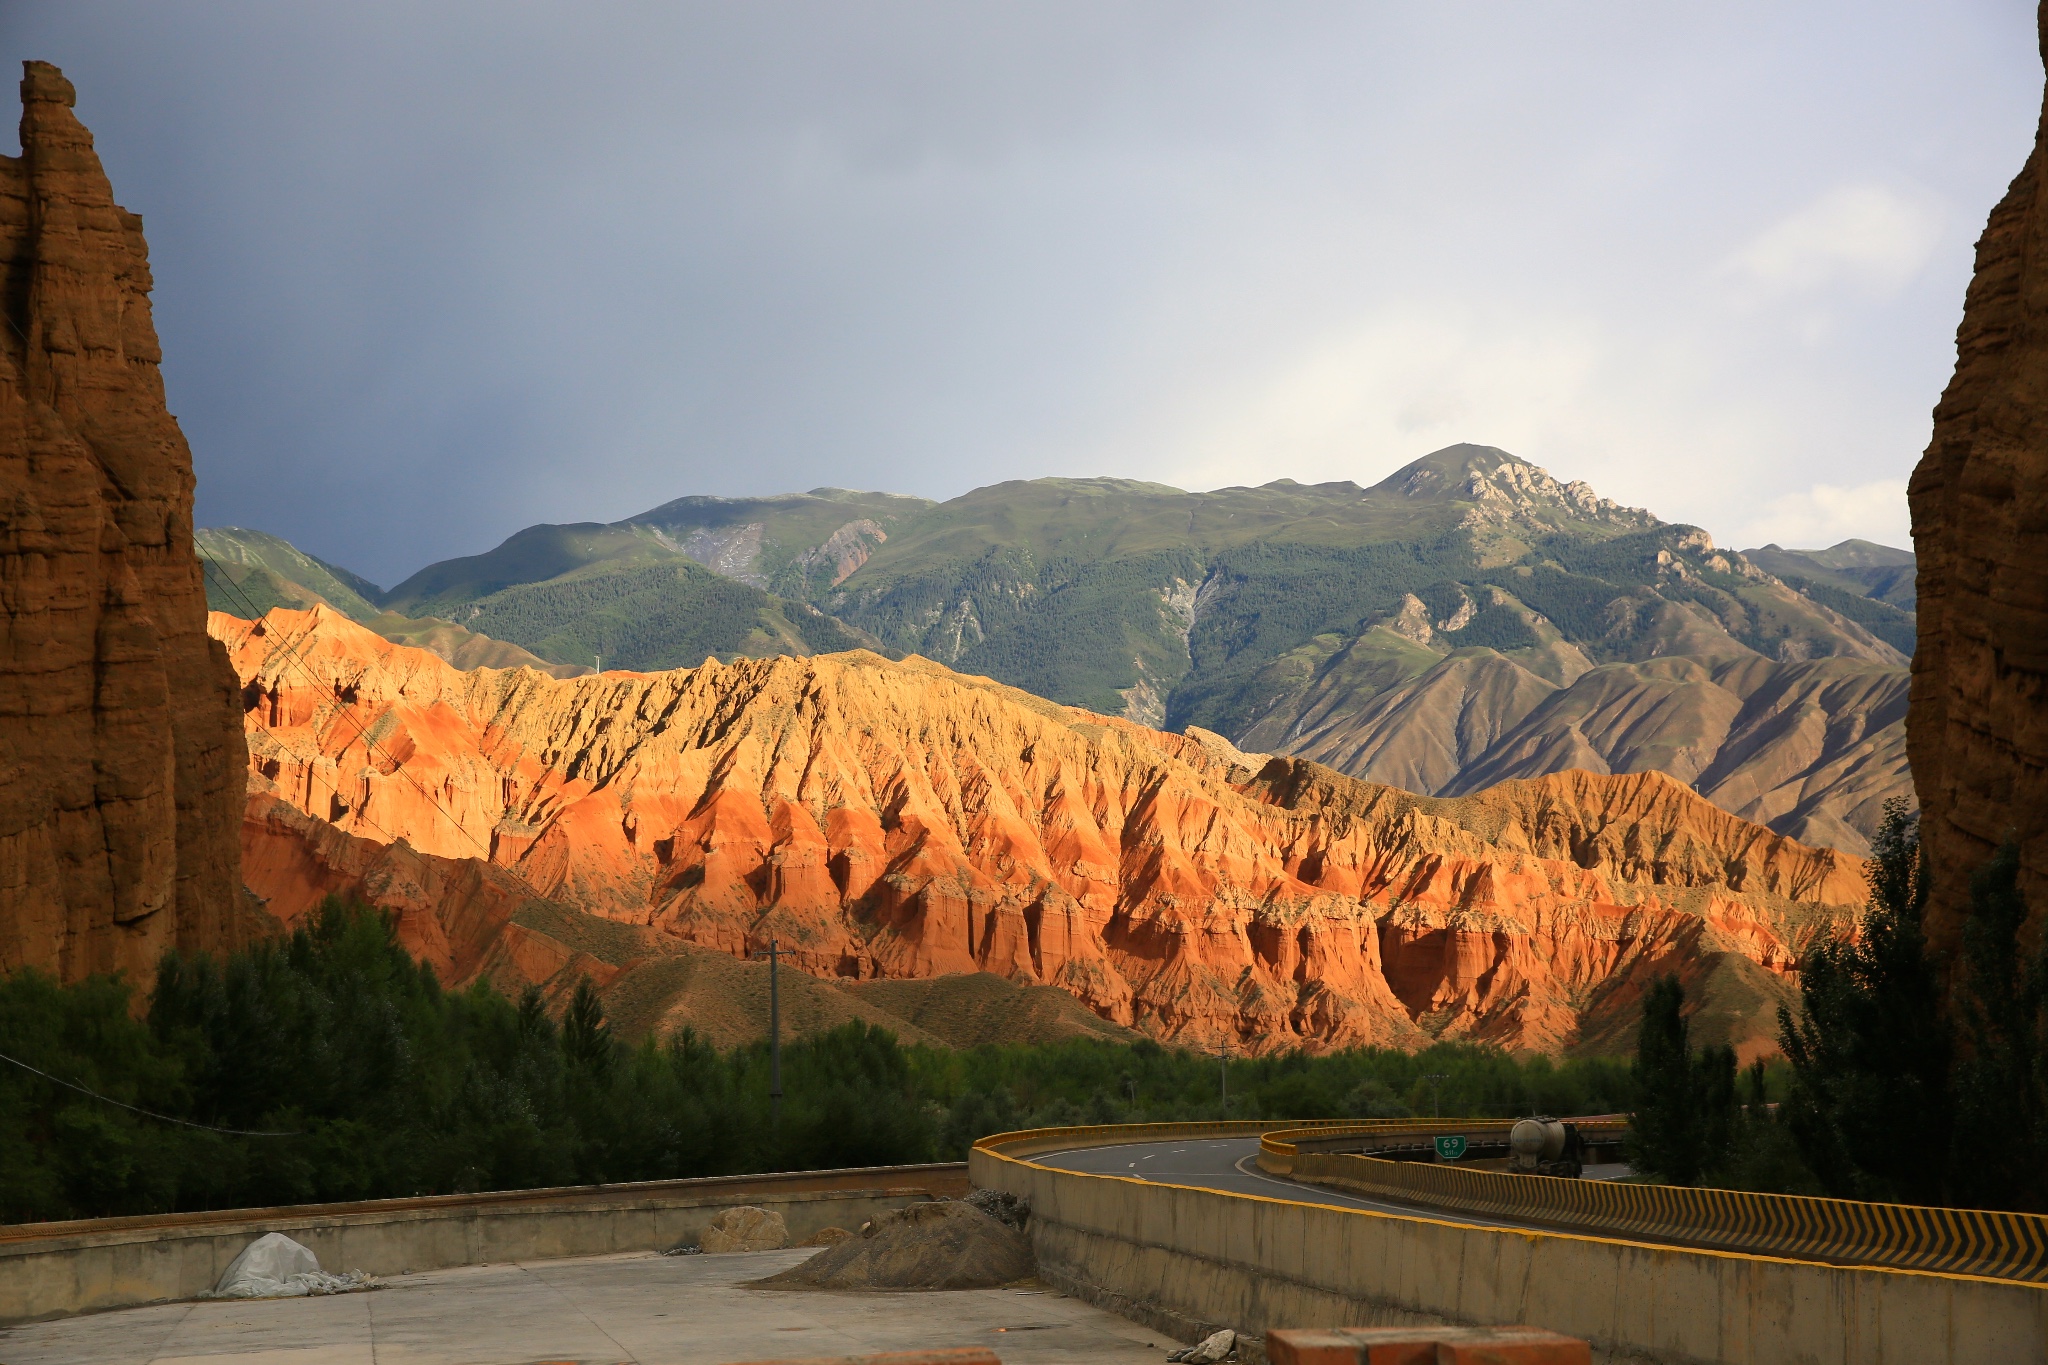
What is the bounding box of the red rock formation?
[219,607,1863,1053]
[0,62,249,982]
[1908,5,2048,953]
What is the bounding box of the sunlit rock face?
[1908,7,2048,956]
[0,62,249,982]
[219,607,1862,1056]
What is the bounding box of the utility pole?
[1424,1072,1447,1120]
[1218,1043,1230,1114]
[769,939,783,1131]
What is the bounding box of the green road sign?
[1433,1134,1468,1162]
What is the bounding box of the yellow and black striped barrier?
[1283,1143,2048,1284]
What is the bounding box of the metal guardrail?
[1291,1150,2048,1284]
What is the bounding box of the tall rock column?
[0,62,249,981]
[1909,6,2048,951]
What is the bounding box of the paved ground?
[1033,1136,1628,1234]
[0,1248,1174,1365]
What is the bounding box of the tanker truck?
[1507,1116,1584,1178]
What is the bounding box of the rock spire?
[1908,6,2048,951]
[0,62,249,980]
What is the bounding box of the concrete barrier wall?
[0,1163,966,1324]
[972,1133,2048,1365]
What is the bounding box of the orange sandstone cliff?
[219,607,1864,1055]
[0,63,249,982]
[1909,3,2048,952]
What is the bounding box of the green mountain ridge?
[211,444,1917,853]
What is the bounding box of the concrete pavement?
[0,1247,1173,1365]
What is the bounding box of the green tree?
[1947,843,2047,1210]
[1778,799,1951,1205]
[1627,975,1714,1184]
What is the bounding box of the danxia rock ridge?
[1908,3,2048,951]
[0,63,249,981]
[220,608,1865,1056]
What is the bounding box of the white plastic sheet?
[209,1232,378,1298]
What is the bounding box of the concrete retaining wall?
[972,1137,2048,1365]
[0,1163,967,1324]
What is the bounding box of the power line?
[202,559,497,861]
[0,1048,301,1137]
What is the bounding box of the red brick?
[1266,1325,1590,1365]
[721,1350,1002,1365]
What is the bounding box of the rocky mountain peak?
[1373,443,1658,535]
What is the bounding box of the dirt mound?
[701,1206,787,1253]
[758,1201,1032,1291]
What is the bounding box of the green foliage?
[1778,799,1951,1205]
[1626,976,1714,1185]
[1627,976,1816,1192]
[1,904,1638,1220]
[1707,1060,1822,1196]
[0,899,939,1222]
[1947,844,2048,1211]
[0,970,190,1221]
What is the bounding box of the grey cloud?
[0,1,2038,581]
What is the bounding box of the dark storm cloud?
[0,2,2038,581]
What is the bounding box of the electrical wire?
[0,1048,301,1137]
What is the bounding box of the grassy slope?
[1741,540,1918,613]
[196,527,384,621]
[198,528,582,676]
[456,558,878,671]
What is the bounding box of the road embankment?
[973,1122,2048,1365]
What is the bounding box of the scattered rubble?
[962,1188,1028,1231]
[1168,1328,1237,1363]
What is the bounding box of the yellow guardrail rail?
[974,1118,1364,1162]
[1290,1150,2048,1284]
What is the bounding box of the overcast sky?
[3,4,2039,584]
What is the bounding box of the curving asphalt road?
[1031,1135,1537,1232]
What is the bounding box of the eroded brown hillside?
[220,607,1863,1055]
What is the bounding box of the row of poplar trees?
[1626,799,2045,1211]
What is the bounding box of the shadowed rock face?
[0,62,249,981]
[218,607,1865,1055]
[1909,7,2048,953]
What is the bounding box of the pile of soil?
[756,1201,1033,1290]
[702,1205,788,1252]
